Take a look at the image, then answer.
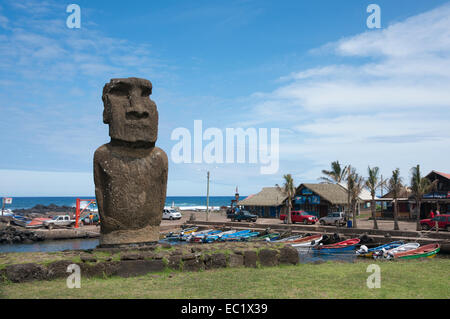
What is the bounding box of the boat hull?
[395,244,440,259]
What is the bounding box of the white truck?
[43,215,76,229]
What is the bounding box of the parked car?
[280,211,318,224]
[319,212,346,226]
[163,208,182,220]
[43,215,76,229]
[420,214,450,231]
[229,210,258,222]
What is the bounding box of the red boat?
[288,234,322,244]
[393,243,440,259]
[26,217,51,229]
[315,238,360,253]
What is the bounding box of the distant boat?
[249,233,280,242]
[165,226,199,241]
[273,234,304,242]
[315,238,361,253]
[11,215,31,227]
[356,241,404,258]
[219,229,251,241]
[203,230,237,242]
[1,209,14,217]
[375,242,420,259]
[238,232,260,241]
[26,217,51,229]
[391,243,439,260]
[291,235,323,248]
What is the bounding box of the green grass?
[1,259,449,299]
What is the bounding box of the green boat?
[395,243,440,259]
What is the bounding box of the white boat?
[186,229,214,241]
[291,235,323,248]
[273,234,303,242]
[1,209,14,217]
[374,242,420,259]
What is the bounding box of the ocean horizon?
[2,196,245,211]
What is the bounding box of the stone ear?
[102,94,111,124]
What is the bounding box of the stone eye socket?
[108,87,129,97]
[141,87,151,97]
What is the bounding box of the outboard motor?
[373,247,385,259]
[356,245,368,255]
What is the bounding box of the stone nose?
[128,94,146,113]
[126,94,149,120]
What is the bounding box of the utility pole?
[206,171,210,221]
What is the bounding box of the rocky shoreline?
[0,226,45,244]
[10,204,76,218]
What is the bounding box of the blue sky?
[0,0,449,196]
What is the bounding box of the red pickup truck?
[420,214,450,231]
[280,211,318,224]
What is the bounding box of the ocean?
[2,196,240,211]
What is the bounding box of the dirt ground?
[26,209,424,237]
[161,210,423,232]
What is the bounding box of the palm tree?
[366,166,381,230]
[378,174,388,215]
[320,161,348,184]
[410,165,437,231]
[276,174,295,224]
[388,168,403,231]
[347,167,364,228]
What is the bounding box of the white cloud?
[243,3,450,181]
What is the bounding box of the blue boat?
[203,230,237,243]
[356,241,404,257]
[11,215,31,227]
[315,238,360,254]
[239,232,261,241]
[219,229,251,241]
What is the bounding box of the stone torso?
[94,143,168,236]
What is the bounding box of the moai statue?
[94,77,168,246]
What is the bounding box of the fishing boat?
[220,229,251,241]
[189,230,221,242]
[181,226,199,235]
[26,217,51,229]
[238,232,261,241]
[273,234,304,242]
[390,243,440,259]
[11,215,31,227]
[315,238,360,253]
[203,230,237,243]
[291,235,323,248]
[165,226,199,241]
[356,241,404,258]
[250,233,280,241]
[374,242,420,259]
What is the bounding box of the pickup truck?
[43,215,76,229]
[228,210,258,222]
[280,211,318,224]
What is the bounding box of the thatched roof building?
[237,187,288,218]
[298,183,349,205]
[294,183,349,218]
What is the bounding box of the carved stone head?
[102,77,158,143]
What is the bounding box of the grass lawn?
[1,258,449,299]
